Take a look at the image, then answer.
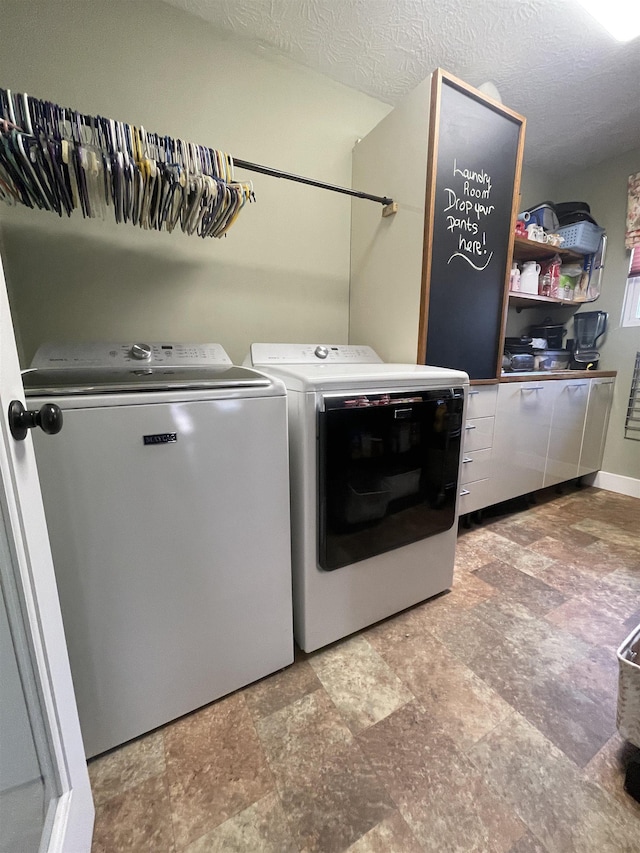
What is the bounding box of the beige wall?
[0,0,389,365]
[518,165,558,211]
[556,149,640,480]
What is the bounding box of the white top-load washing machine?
[23,342,293,757]
[247,344,469,652]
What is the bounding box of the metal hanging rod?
[234,158,397,215]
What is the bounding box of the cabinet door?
[492,382,557,504]
[579,378,615,476]
[544,379,590,487]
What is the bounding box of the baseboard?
[584,471,640,499]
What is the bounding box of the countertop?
[470,370,617,385]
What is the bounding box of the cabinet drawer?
[466,386,498,419]
[459,479,492,515]
[463,416,494,452]
[461,448,493,485]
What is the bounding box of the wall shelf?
[508,291,595,311]
[509,237,596,311]
[512,237,582,263]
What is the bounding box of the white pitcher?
[520,261,541,295]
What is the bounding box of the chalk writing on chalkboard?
[443,158,495,271]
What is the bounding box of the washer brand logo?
[143,433,177,445]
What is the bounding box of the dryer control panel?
[249,343,383,365]
[30,342,232,369]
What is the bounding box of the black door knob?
[8,400,64,441]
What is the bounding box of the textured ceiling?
[162,0,640,175]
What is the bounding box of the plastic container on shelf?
[520,261,540,294]
[556,222,605,254]
[534,350,571,371]
[539,255,562,297]
[617,623,640,748]
[558,264,582,300]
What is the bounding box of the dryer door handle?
[8,400,63,441]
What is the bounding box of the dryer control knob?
[130,343,152,360]
[314,345,329,359]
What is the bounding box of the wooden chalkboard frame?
[417,69,526,380]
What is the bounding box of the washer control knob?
[130,343,152,361]
[314,345,329,359]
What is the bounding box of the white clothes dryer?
[247,343,469,652]
[24,342,293,757]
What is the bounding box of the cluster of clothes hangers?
[0,88,255,238]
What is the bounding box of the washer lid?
[22,365,272,396]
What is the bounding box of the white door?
[0,257,94,852]
[579,378,615,476]
[492,381,558,504]
[543,378,590,487]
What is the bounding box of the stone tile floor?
[89,486,640,852]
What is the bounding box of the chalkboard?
[420,71,525,380]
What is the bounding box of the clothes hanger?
[0,88,254,236]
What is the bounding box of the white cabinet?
[544,379,590,487]
[458,376,615,517]
[492,381,558,505]
[350,76,433,364]
[458,386,497,515]
[579,377,615,475]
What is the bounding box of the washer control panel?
[30,342,232,369]
[250,343,383,365]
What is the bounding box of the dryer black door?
[318,387,464,571]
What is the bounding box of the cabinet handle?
[468,390,479,396]
[520,386,544,392]
[569,383,588,388]
[462,456,473,463]
[460,489,470,496]
[596,380,614,386]
[465,424,476,430]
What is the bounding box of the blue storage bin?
[557,221,604,254]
